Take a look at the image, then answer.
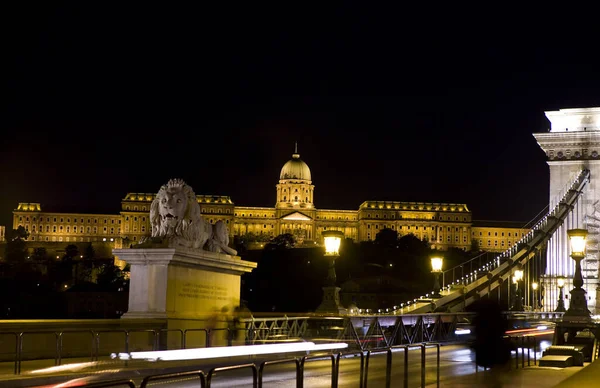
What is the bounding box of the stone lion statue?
[140,178,237,255]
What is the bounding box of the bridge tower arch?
[534,106,600,314]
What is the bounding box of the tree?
[4,226,29,262]
[63,244,80,261]
[31,247,50,262]
[266,233,296,250]
[96,262,128,289]
[397,233,430,253]
[84,243,95,259]
[375,228,399,247]
[470,239,481,253]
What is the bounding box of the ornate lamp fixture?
[316,230,346,314]
[511,269,524,311]
[430,256,443,298]
[563,229,591,322]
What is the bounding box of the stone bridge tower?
[534,106,600,313]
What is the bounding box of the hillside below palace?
[11,148,529,253]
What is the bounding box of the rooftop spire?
[293,141,300,158]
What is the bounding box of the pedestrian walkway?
[429,364,586,387]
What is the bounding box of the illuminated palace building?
[12,149,529,252]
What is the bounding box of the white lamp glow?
[568,229,588,256]
[430,256,443,272]
[532,282,538,290]
[514,269,523,281]
[557,277,565,288]
[322,230,343,256]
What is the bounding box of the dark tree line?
[238,228,478,312]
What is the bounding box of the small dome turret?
[280,153,311,181]
[280,143,311,181]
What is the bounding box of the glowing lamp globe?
[430,256,443,272]
[532,282,538,291]
[322,230,344,256]
[514,269,523,281]
[557,277,565,288]
[567,229,588,257]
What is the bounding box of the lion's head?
[149,178,211,248]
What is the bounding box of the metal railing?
[0,311,559,375]
[88,342,442,388]
[508,335,538,369]
[0,326,242,375]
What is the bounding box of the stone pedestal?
[316,286,346,314]
[114,247,257,348]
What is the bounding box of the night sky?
[3,4,600,231]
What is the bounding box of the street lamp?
[555,276,566,312]
[515,269,524,282]
[316,230,346,314]
[564,229,591,321]
[430,256,443,298]
[532,282,538,311]
[511,269,524,311]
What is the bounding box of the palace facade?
[11,149,529,253]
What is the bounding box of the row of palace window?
[25,224,120,235]
[364,213,469,222]
[125,207,233,215]
[474,231,526,238]
[365,232,468,244]
[282,196,310,202]
[204,208,231,214]
[124,225,147,232]
[19,216,119,224]
[235,213,275,218]
[478,239,515,248]
[124,206,149,211]
[366,224,467,232]
[29,236,119,242]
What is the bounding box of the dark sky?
[3,4,600,230]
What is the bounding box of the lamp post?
[316,230,346,314]
[430,256,443,298]
[532,282,538,311]
[511,269,524,311]
[555,276,566,313]
[563,229,591,322]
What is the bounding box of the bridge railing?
[0,311,563,375]
[389,168,590,314]
[99,342,443,388]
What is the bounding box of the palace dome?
[280,152,311,181]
